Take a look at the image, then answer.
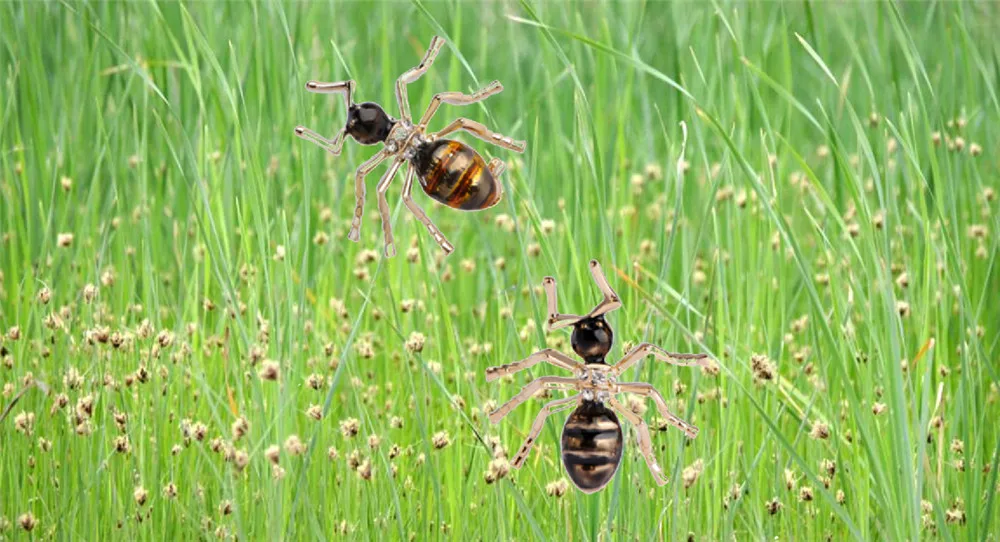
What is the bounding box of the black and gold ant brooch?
[487,260,710,492]
[295,36,525,257]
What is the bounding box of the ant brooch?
[295,36,525,257]
[486,260,711,492]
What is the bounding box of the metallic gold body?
[561,402,624,493]
[413,139,501,211]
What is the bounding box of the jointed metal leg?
[543,259,622,330]
[297,80,355,155]
[418,81,504,128]
[510,395,580,468]
[294,126,346,155]
[584,260,622,319]
[611,343,710,378]
[376,157,406,257]
[348,149,392,242]
[485,349,583,382]
[542,276,584,331]
[617,382,699,439]
[489,376,579,423]
[433,118,525,153]
[487,158,506,179]
[400,164,454,254]
[395,36,446,121]
[608,397,668,486]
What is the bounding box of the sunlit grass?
[1,1,998,540]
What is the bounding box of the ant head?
[345,102,395,145]
[571,315,614,363]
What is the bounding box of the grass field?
[1,0,999,540]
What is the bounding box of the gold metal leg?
[611,343,710,377]
[395,37,446,121]
[400,164,454,254]
[617,382,699,439]
[418,81,503,128]
[584,260,622,319]
[485,349,583,382]
[510,395,580,468]
[433,118,525,153]
[607,397,668,486]
[348,149,392,242]
[542,276,585,331]
[375,157,406,257]
[489,376,579,424]
[294,126,346,155]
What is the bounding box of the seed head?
[750,353,776,383]
[284,434,306,456]
[57,233,74,247]
[545,479,569,497]
[798,486,814,502]
[405,332,426,353]
[162,482,178,499]
[134,486,149,506]
[17,512,36,532]
[306,404,323,421]
[809,420,830,440]
[766,497,782,515]
[258,360,281,381]
[681,458,704,489]
[231,417,249,441]
[432,431,451,449]
[340,418,360,438]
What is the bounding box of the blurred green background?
[1,0,998,540]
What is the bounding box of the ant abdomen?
[561,401,624,493]
[411,139,501,211]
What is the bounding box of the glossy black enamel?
[571,315,614,363]
[561,400,624,492]
[345,102,394,145]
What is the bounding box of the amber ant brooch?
[295,36,525,257]
[486,260,711,492]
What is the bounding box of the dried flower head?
[405,332,426,353]
[265,445,280,465]
[681,458,704,489]
[545,479,570,497]
[432,431,451,449]
[258,360,281,382]
[134,486,149,506]
[340,418,360,438]
[750,353,776,383]
[17,512,36,532]
[284,435,306,456]
[809,420,830,440]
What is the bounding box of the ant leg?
[486,158,506,179]
[488,376,579,424]
[611,343,711,378]
[485,349,582,382]
[395,36,446,121]
[418,81,504,128]
[616,382,699,439]
[542,276,585,331]
[303,79,355,119]
[607,397,668,486]
[433,118,525,153]
[400,164,454,254]
[584,260,622,319]
[294,126,346,155]
[375,157,406,257]
[510,395,580,468]
[348,149,393,242]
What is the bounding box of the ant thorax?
[579,365,616,403]
[383,119,428,159]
